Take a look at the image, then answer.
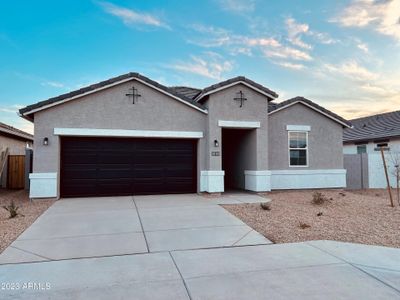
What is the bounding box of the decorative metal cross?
[126,86,141,104]
[234,90,247,108]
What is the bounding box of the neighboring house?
[0,122,33,188]
[19,73,351,199]
[343,110,400,154]
[343,111,400,189]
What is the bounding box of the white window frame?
[288,131,309,167]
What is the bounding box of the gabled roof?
[0,122,33,141]
[268,96,352,128]
[343,110,400,143]
[169,86,201,99]
[194,76,278,102]
[19,73,208,121]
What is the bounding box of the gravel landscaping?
[0,189,52,253]
[223,189,400,248]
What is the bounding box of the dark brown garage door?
[60,137,197,198]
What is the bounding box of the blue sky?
[1,0,400,134]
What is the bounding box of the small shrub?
[339,192,346,197]
[260,202,271,210]
[312,192,329,205]
[317,212,323,217]
[2,201,21,219]
[299,222,311,229]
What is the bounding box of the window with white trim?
[288,131,308,166]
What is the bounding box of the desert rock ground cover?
[223,189,400,248]
[0,189,52,253]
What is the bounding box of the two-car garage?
[60,137,197,198]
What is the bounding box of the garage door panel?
[135,154,165,164]
[98,153,133,164]
[97,169,132,179]
[165,168,193,177]
[61,137,196,197]
[96,179,133,196]
[166,155,193,165]
[63,153,98,164]
[62,180,98,197]
[63,169,98,179]
[62,139,97,150]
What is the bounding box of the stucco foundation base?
[270,169,347,190]
[244,170,271,192]
[200,171,225,193]
[29,173,57,199]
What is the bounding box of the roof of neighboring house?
[268,96,352,128]
[19,73,207,120]
[0,122,33,141]
[169,86,202,99]
[195,76,278,102]
[343,110,400,143]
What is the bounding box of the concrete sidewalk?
[0,241,399,299]
[0,194,271,264]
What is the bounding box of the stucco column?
[244,122,271,192]
[200,119,224,193]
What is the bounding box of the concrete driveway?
[1,241,399,299]
[0,193,271,263]
[1,194,399,299]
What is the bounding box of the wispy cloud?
[0,104,25,114]
[285,18,312,49]
[189,25,313,63]
[170,52,233,80]
[357,42,369,53]
[98,1,169,29]
[0,110,34,134]
[332,0,400,41]
[41,81,65,88]
[274,61,306,70]
[323,60,379,81]
[262,42,313,61]
[217,0,256,13]
[285,17,339,48]
[187,24,232,47]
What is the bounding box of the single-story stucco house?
[19,73,351,199]
[343,110,400,154]
[343,110,400,189]
[0,122,33,188]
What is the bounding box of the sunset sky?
[1,0,400,134]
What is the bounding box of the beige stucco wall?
[268,103,344,170]
[0,135,29,155]
[31,78,346,195]
[0,135,31,187]
[33,80,208,195]
[204,83,269,171]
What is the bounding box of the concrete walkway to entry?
[0,193,271,263]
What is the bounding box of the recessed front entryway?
[222,128,255,190]
[60,137,197,198]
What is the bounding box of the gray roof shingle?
[268,96,352,128]
[169,86,202,99]
[195,76,278,102]
[19,73,206,119]
[343,110,400,143]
